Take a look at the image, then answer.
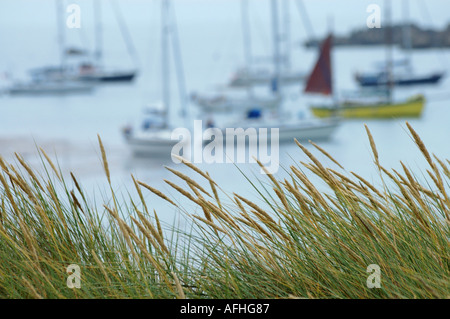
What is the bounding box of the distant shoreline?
[304,23,450,49]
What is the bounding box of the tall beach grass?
[0,123,448,299]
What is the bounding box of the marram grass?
[0,123,448,299]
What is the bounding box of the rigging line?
[417,0,449,70]
[241,0,254,96]
[56,0,67,69]
[241,0,253,68]
[145,0,160,102]
[252,2,271,63]
[206,9,241,89]
[169,0,189,120]
[294,0,316,41]
[76,23,91,56]
[161,0,170,126]
[66,0,90,54]
[282,0,291,71]
[111,0,141,70]
[93,0,102,65]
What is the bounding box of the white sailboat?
[8,81,93,95]
[191,90,281,113]
[24,0,138,85]
[190,0,286,114]
[7,0,94,95]
[355,0,445,88]
[123,0,185,157]
[75,0,139,83]
[228,0,307,88]
[215,0,340,143]
[229,68,307,88]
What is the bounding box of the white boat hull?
[193,95,281,113]
[126,137,178,157]
[124,128,179,157]
[8,82,93,95]
[219,119,340,143]
[229,71,307,88]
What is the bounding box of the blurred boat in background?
[311,94,425,118]
[72,0,139,83]
[12,0,138,95]
[227,0,307,89]
[309,3,426,120]
[123,0,186,156]
[229,67,307,88]
[123,105,177,156]
[191,90,281,113]
[355,60,445,88]
[220,110,340,143]
[209,0,340,143]
[355,0,446,88]
[8,80,93,95]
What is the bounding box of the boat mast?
[169,1,189,121]
[94,0,103,68]
[241,0,253,95]
[56,0,66,72]
[282,0,291,71]
[270,0,281,99]
[402,0,413,69]
[162,0,171,127]
[94,0,103,67]
[385,0,394,103]
[111,0,141,71]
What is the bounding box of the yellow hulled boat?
[311,94,425,119]
[304,35,426,120]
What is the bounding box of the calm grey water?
[1,0,450,225]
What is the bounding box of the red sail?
[304,34,333,96]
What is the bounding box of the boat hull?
[126,137,178,157]
[8,82,94,95]
[229,73,307,88]
[192,96,282,113]
[356,73,445,87]
[311,95,425,119]
[219,120,340,143]
[78,72,137,83]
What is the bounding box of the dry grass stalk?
[39,147,61,181]
[207,172,222,209]
[309,140,345,170]
[364,124,379,167]
[21,276,44,299]
[172,272,186,299]
[172,154,217,185]
[15,153,44,191]
[91,250,112,286]
[164,179,197,203]
[165,166,211,197]
[97,135,110,185]
[137,181,177,207]
[255,158,282,189]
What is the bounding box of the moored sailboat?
[7,0,95,96]
[123,0,185,157]
[354,0,445,88]
[191,90,281,113]
[74,0,138,83]
[310,5,426,120]
[228,0,307,88]
[214,0,340,143]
